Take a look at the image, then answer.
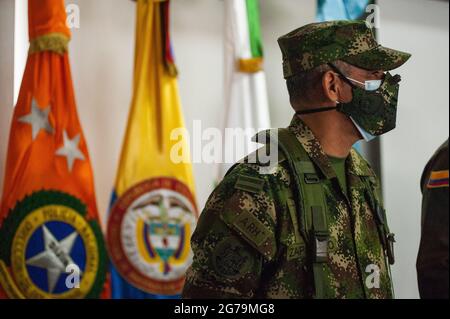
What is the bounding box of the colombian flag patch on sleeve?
[427,170,449,189]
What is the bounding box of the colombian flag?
[0,0,109,299]
[106,0,197,299]
[427,170,449,189]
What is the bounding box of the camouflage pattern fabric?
[337,71,400,136]
[182,116,394,299]
[278,20,411,78]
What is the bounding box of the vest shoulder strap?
[267,128,330,299]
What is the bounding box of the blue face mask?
[345,76,383,92]
[350,117,377,142]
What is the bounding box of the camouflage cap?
[278,20,411,78]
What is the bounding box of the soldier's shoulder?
[200,148,288,261]
[429,139,449,167]
[223,145,292,189]
[421,139,449,190]
[203,151,287,216]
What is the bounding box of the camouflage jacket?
[183,116,394,299]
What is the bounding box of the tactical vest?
[229,128,396,299]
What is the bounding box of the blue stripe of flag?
[429,178,449,185]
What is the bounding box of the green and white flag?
[218,0,271,179]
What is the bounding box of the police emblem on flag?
[107,177,197,295]
[0,191,107,299]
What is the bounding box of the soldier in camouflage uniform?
[183,20,411,299]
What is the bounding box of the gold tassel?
[238,57,264,73]
[29,33,70,55]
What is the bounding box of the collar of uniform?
[287,115,336,179]
[347,148,376,177]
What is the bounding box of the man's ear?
[322,70,340,103]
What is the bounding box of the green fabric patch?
[212,238,254,279]
[234,174,265,194]
[234,211,270,246]
[287,243,305,261]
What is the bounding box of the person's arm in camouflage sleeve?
[182,163,279,299]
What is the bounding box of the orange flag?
[0,0,109,299]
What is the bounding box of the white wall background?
[0,0,448,299]
[378,0,449,299]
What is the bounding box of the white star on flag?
[18,98,54,140]
[56,130,85,172]
[26,225,79,293]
